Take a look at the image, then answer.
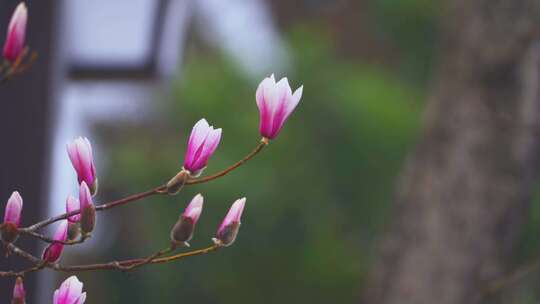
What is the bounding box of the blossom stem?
[2,243,219,276]
[187,138,268,185]
[19,230,88,245]
[20,139,267,235]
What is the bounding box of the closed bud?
[80,205,96,235]
[42,220,68,263]
[11,277,25,304]
[67,137,97,195]
[170,194,203,246]
[3,3,27,63]
[4,191,23,227]
[165,170,189,195]
[79,182,96,235]
[213,198,246,247]
[1,191,23,243]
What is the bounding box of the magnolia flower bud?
[79,182,96,235]
[11,277,25,304]
[67,137,98,195]
[256,74,303,140]
[1,191,23,243]
[183,119,222,175]
[213,198,246,247]
[170,194,204,246]
[53,276,87,304]
[42,220,68,263]
[3,3,27,63]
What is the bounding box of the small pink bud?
[65,195,80,223]
[3,3,27,63]
[256,74,303,140]
[67,137,98,195]
[1,191,23,243]
[42,220,68,263]
[4,191,22,227]
[53,276,87,304]
[170,194,204,246]
[214,198,246,247]
[78,182,96,234]
[183,119,222,175]
[11,277,25,304]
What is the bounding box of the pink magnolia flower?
[4,191,23,227]
[42,220,68,263]
[78,182,96,234]
[214,198,246,246]
[65,195,80,223]
[53,276,86,304]
[3,3,27,63]
[11,277,25,304]
[183,119,222,175]
[170,194,204,246]
[67,137,97,195]
[256,74,303,139]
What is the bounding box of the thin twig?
[112,246,175,271]
[19,230,87,245]
[20,139,268,234]
[187,138,268,185]
[51,244,220,273]
[2,243,220,276]
[21,185,166,232]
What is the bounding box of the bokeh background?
[1,0,540,303]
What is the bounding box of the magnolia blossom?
[4,191,22,227]
[215,198,246,246]
[53,276,86,304]
[78,182,96,234]
[256,74,303,139]
[67,137,97,195]
[183,119,222,175]
[170,194,204,246]
[3,3,27,62]
[11,277,25,304]
[42,220,68,263]
[65,195,80,223]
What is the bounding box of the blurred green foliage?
[69,2,540,303]
[87,33,423,304]
[84,8,436,303]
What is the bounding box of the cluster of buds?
[170,194,246,248]
[11,276,87,304]
[2,73,302,303]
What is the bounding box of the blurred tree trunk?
[364,1,540,304]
